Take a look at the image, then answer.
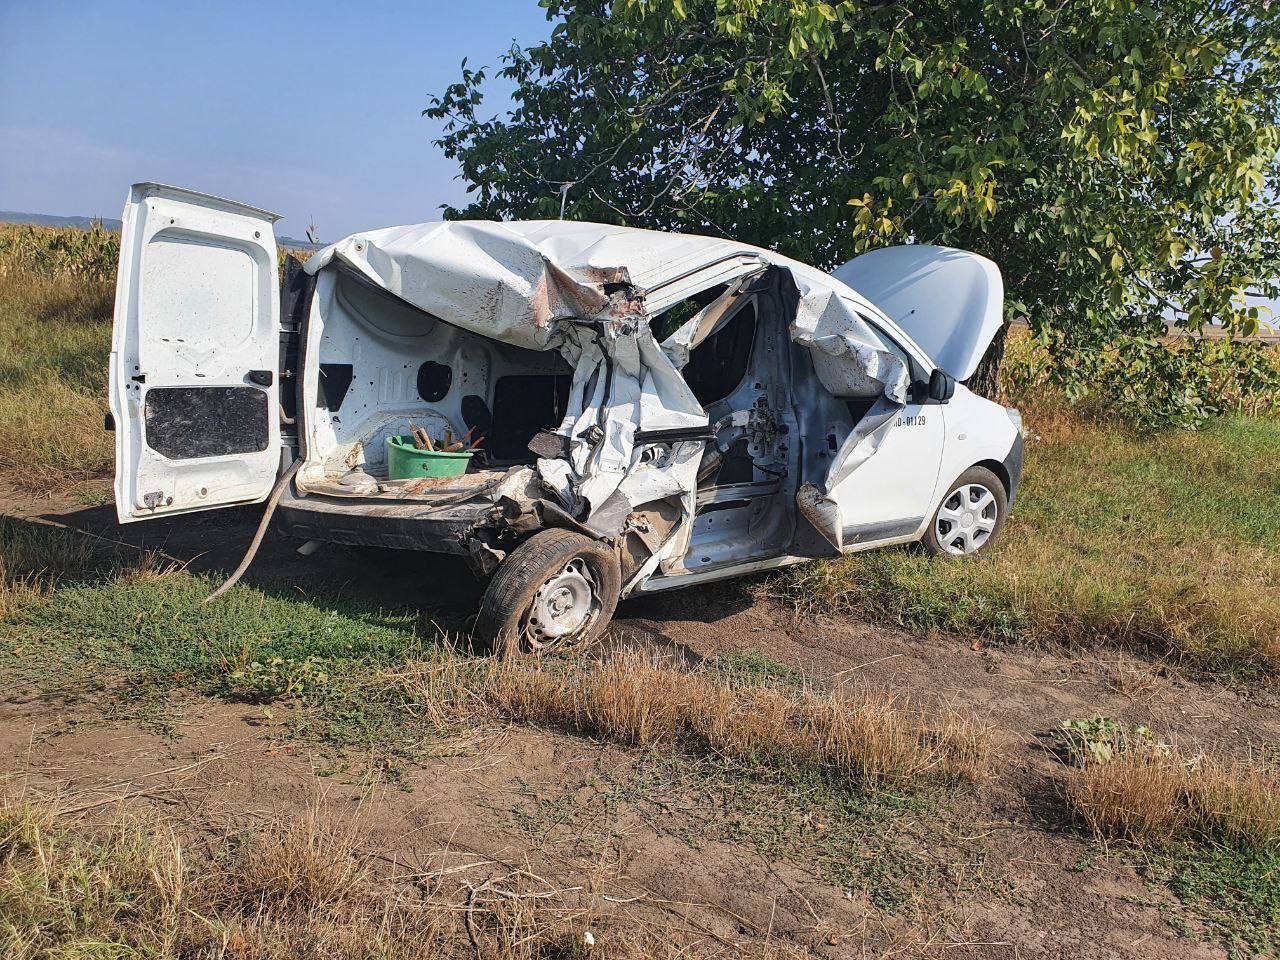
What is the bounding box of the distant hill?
[0,211,122,232]
[0,210,321,250]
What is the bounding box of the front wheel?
[922,466,1008,556]
[473,529,621,657]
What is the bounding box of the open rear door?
[110,183,284,522]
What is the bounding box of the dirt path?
[3,485,1276,958]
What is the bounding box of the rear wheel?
[473,529,621,657]
[922,466,1008,556]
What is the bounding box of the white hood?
[832,245,1004,381]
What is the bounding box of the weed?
[609,751,989,915]
[711,648,807,690]
[1153,843,1280,957]
[1053,715,1167,766]
[225,655,333,703]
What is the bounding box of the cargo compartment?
[296,267,573,501]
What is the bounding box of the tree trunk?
[964,322,1009,401]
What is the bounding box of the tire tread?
[474,528,620,656]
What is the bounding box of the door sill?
[636,553,807,593]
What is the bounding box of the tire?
[922,466,1008,557]
[473,528,621,657]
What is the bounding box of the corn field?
[0,222,121,284]
[0,221,308,287]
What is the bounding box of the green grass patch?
[0,567,443,757]
[1153,843,1280,957]
[12,572,430,689]
[782,414,1280,680]
[710,648,808,691]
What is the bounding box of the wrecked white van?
[109,183,1022,654]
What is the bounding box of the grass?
[1060,726,1280,955]
[4,222,1280,682]
[1067,749,1280,851]
[617,753,989,913]
[3,222,1280,954]
[781,410,1280,680]
[0,537,991,789]
[0,267,113,494]
[0,516,99,619]
[505,751,989,916]
[5,793,765,960]
[1,563,436,752]
[1154,843,1280,957]
[394,648,992,786]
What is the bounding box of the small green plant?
[225,656,332,703]
[712,649,806,691]
[1054,715,1167,766]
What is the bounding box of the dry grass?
[1067,749,1280,850]
[1187,757,1280,850]
[395,650,994,789]
[0,792,818,959]
[0,268,113,493]
[1067,751,1191,845]
[0,516,98,618]
[229,808,367,910]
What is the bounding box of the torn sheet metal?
[305,221,708,536]
[790,284,910,405]
[304,220,914,543]
[787,272,911,525]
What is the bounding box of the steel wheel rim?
[935,482,998,555]
[523,557,601,652]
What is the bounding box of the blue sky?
[0,1,554,240]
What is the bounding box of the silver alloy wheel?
[934,482,998,555]
[524,557,600,651]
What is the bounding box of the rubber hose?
[203,459,303,604]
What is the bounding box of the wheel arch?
[973,458,1012,498]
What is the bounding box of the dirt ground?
[3,486,1277,959]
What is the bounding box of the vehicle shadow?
[21,503,763,655]
[21,504,483,633]
[617,575,758,625]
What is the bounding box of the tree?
[426,0,1280,419]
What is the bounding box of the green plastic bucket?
[385,435,473,480]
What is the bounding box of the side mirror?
[928,369,955,402]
